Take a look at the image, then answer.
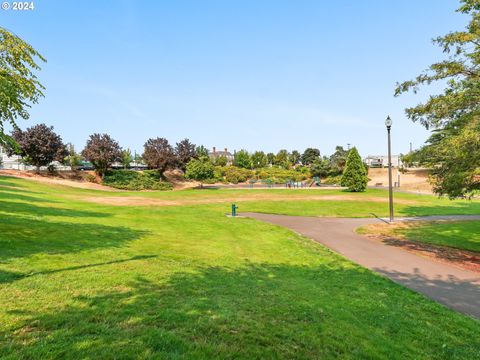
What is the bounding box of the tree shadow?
[373,267,480,319]
[0,255,158,284]
[0,199,109,218]
[0,212,148,261]
[401,202,480,217]
[381,237,480,268]
[0,182,44,196]
[2,264,478,359]
[0,177,27,188]
[0,190,56,203]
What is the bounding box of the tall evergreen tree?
[341,147,368,192]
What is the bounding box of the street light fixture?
[385,116,394,223]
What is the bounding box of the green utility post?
[231,203,238,217]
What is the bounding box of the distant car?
[76,162,95,171]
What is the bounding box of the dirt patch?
[75,194,419,207]
[0,170,118,191]
[368,168,433,194]
[360,222,480,273]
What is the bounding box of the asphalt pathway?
[243,213,480,319]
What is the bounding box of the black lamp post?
[385,116,394,223]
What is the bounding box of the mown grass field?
[359,220,480,253]
[0,176,479,359]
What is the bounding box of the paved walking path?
[243,213,480,319]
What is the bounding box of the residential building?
[364,155,403,168]
[209,147,234,165]
[0,145,70,171]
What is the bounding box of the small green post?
[231,203,238,217]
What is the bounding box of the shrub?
[85,174,97,183]
[224,166,253,183]
[103,170,173,190]
[254,167,308,183]
[322,175,342,185]
[185,157,215,188]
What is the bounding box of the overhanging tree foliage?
[341,147,368,192]
[0,28,46,146]
[395,0,480,198]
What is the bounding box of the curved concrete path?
[243,213,480,319]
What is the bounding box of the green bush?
[103,170,173,190]
[224,166,253,184]
[207,165,310,184]
[254,167,309,183]
[322,175,342,185]
[85,173,97,183]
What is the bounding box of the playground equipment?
[285,180,306,188]
[309,177,321,187]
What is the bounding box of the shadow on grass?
[402,221,480,253]
[401,202,480,217]
[2,264,478,359]
[0,255,158,284]
[373,267,480,319]
[381,237,480,267]
[0,182,47,200]
[0,199,109,218]
[0,178,27,188]
[0,212,148,261]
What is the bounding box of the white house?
[0,145,25,170]
[0,145,71,171]
[364,155,403,168]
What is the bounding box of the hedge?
[103,170,173,190]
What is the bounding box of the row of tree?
[185,146,369,191]
[6,124,201,177]
[7,123,355,181]
[230,146,351,178]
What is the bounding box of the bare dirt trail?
[75,194,420,207]
[243,212,480,319]
[0,170,117,191]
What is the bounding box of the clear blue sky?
[0,0,467,157]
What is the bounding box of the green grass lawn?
[0,176,479,359]
[397,221,480,252]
